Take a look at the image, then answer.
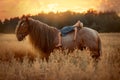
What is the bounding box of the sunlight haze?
[0,0,102,21]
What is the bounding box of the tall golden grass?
[0,33,120,80]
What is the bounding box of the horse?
[15,16,102,62]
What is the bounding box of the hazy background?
[0,1,120,80]
[0,0,120,33]
[0,0,120,21]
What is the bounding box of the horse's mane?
[28,18,58,53]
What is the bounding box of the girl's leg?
[56,32,62,47]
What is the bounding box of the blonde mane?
[28,18,58,53]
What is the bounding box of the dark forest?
[0,9,120,33]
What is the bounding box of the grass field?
[0,33,120,80]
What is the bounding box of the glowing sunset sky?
[0,0,101,20]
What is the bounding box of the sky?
[0,0,119,21]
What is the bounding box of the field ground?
[0,33,120,80]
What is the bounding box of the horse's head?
[15,16,30,41]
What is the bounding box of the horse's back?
[61,27,100,51]
[78,27,100,49]
[79,27,98,39]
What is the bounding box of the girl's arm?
[74,27,77,41]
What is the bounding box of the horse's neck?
[29,18,59,48]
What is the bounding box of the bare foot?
[73,21,80,27]
[56,44,62,47]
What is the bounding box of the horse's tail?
[98,36,102,59]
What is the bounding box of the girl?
[56,20,83,47]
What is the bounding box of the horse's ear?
[21,15,29,21]
[25,15,31,21]
[21,15,26,19]
[25,16,29,21]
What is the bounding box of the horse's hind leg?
[91,51,101,70]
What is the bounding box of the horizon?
[0,9,96,21]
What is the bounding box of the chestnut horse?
[15,16,102,62]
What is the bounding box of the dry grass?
[0,33,120,80]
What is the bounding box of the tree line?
[0,9,120,33]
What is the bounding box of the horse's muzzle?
[16,34,25,41]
